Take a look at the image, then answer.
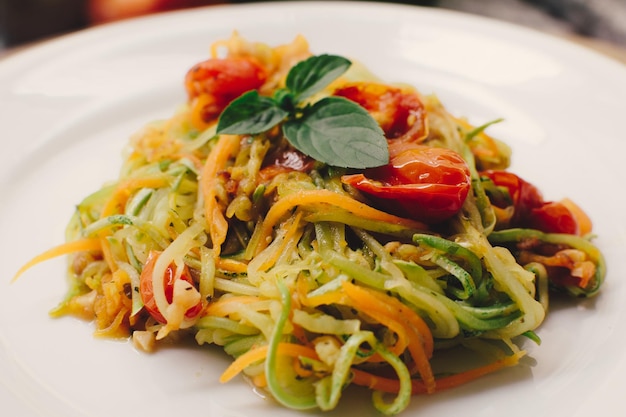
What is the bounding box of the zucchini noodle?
[13,33,606,415]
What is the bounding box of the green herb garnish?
[216,54,389,169]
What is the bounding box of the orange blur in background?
[0,0,227,48]
[87,0,224,24]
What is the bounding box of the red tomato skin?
[481,170,578,234]
[185,57,266,99]
[185,57,267,122]
[334,82,427,141]
[257,147,316,182]
[139,251,203,324]
[528,202,578,235]
[267,148,315,172]
[342,144,471,223]
[480,170,543,224]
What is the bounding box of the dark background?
[1,0,626,52]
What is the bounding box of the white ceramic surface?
[1,2,625,416]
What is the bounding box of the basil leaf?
[217,90,288,135]
[286,54,351,102]
[273,89,296,112]
[283,97,388,168]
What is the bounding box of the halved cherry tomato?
[334,82,427,141]
[185,57,267,122]
[139,251,203,324]
[342,142,471,223]
[481,170,581,235]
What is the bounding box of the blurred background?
[1,0,626,60]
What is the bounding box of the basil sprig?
[216,54,389,169]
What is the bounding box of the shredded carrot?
[342,289,409,358]
[101,177,169,217]
[560,198,593,236]
[350,350,525,395]
[200,134,240,258]
[259,211,304,271]
[255,189,427,255]
[428,350,525,392]
[291,322,309,346]
[216,258,248,274]
[298,286,350,308]
[189,95,214,132]
[364,287,434,358]
[205,295,263,317]
[251,372,267,388]
[11,238,102,283]
[99,236,118,273]
[93,307,130,339]
[341,281,435,393]
[219,342,319,383]
[295,275,311,304]
[297,278,435,391]
[210,205,229,255]
[455,117,501,161]
[293,352,315,378]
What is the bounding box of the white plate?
[1,2,625,416]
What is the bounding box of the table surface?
[2,1,625,66]
[564,34,626,65]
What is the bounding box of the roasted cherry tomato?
[185,57,267,122]
[334,82,427,141]
[258,147,316,182]
[528,201,578,235]
[481,170,580,235]
[139,251,203,324]
[342,142,471,223]
[480,170,542,224]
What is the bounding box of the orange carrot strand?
[101,177,169,217]
[220,342,318,383]
[255,189,427,255]
[12,238,102,283]
[350,350,526,395]
[205,296,263,317]
[200,134,239,258]
[365,287,434,358]
[341,281,435,392]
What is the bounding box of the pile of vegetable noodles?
[13,33,605,415]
